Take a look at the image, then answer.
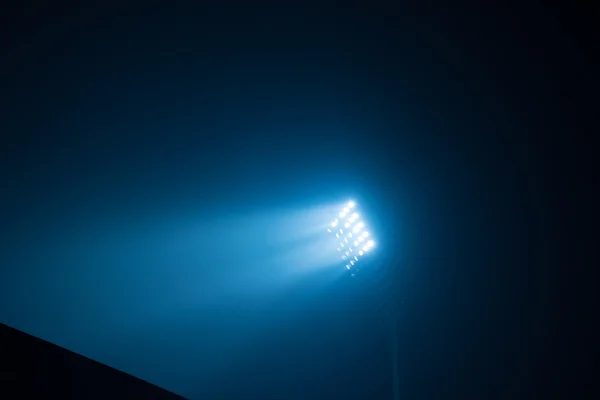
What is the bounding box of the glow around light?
[348,201,356,208]
[362,231,369,237]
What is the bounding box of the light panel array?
[327,201,376,270]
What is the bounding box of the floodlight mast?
[328,201,399,400]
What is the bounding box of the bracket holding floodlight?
[327,200,376,273]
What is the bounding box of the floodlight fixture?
[327,200,377,271]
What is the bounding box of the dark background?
[1,3,596,399]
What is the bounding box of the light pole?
[327,200,399,400]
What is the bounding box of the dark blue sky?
[1,4,594,400]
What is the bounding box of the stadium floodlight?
[327,200,376,272]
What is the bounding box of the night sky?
[1,4,595,400]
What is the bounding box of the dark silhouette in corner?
[0,323,186,399]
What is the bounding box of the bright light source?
[329,199,376,270]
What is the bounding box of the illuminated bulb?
[350,260,355,265]
[362,231,369,237]
[348,201,355,208]
[354,240,359,246]
[354,256,358,261]
[367,240,375,247]
[345,222,350,228]
[359,250,364,256]
[349,248,353,252]
[346,265,351,270]
[352,212,359,219]
[340,229,343,234]
[358,237,365,242]
[348,233,353,238]
[336,233,339,238]
[344,238,348,243]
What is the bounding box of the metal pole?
[391,315,399,400]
